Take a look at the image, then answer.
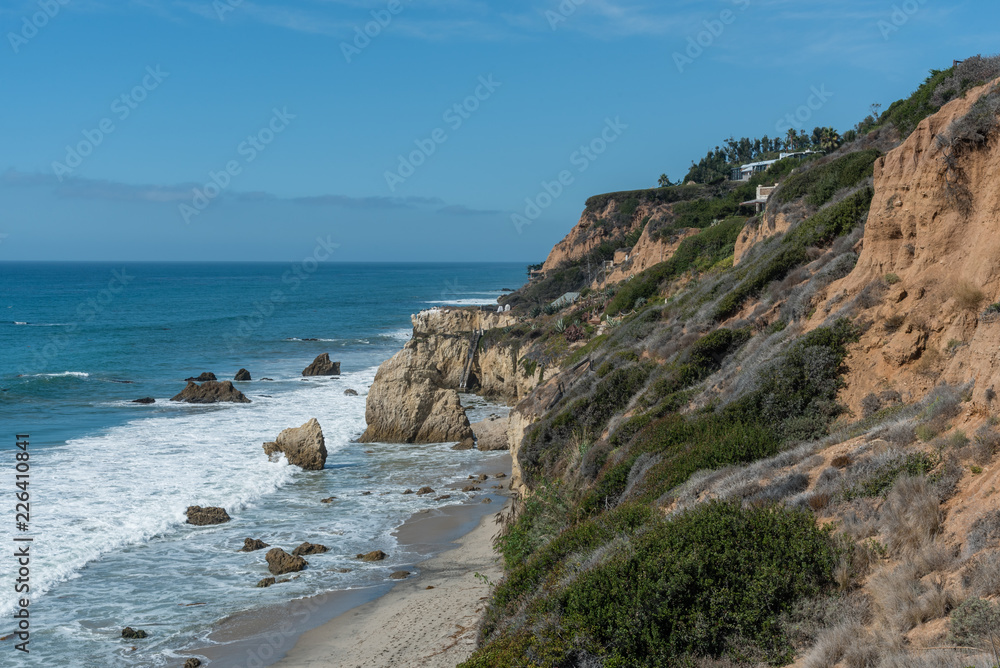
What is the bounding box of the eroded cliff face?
[361,308,538,448]
[595,226,700,288]
[733,212,793,265]
[812,78,1000,414]
[541,199,672,272]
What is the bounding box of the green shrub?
[714,188,873,320]
[606,217,745,315]
[774,150,879,207]
[950,597,1000,645]
[558,502,835,666]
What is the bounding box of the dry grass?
[963,550,1000,598]
[953,280,987,311]
[869,565,959,632]
[879,476,941,557]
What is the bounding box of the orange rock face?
[815,77,1000,412]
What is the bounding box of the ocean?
[0,261,526,667]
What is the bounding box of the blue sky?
[0,0,996,262]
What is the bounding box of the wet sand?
[274,500,507,668]
[183,456,511,668]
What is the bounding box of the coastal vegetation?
[460,56,1000,667]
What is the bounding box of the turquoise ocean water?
[0,261,525,666]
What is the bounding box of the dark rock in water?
[171,381,251,404]
[184,659,202,668]
[302,338,319,341]
[302,353,340,377]
[234,368,252,381]
[495,473,507,479]
[401,489,413,495]
[357,550,388,562]
[476,474,489,482]
[185,506,231,526]
[390,570,411,580]
[121,627,147,639]
[334,568,352,573]
[320,497,336,503]
[185,372,217,382]
[292,542,329,557]
[256,577,276,588]
[261,378,274,381]
[482,498,493,504]
[239,538,269,552]
[415,487,434,496]
[266,548,308,575]
[462,486,481,492]
[132,397,155,404]
[262,418,327,470]
[451,441,474,451]
[434,495,451,501]
[109,379,134,384]
[344,388,359,396]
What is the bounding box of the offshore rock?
[185,506,231,526]
[263,418,327,471]
[170,381,251,404]
[265,548,308,575]
[302,353,341,377]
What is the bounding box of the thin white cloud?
[0,169,496,214]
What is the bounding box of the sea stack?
[262,418,327,470]
[302,353,340,376]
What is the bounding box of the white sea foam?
[0,368,375,616]
[27,371,90,378]
[424,298,500,306]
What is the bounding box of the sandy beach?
[273,500,506,668]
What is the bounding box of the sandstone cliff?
[541,198,673,272]
[807,78,1000,414]
[361,308,539,449]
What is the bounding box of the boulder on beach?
[292,542,329,557]
[302,353,341,377]
[185,372,217,382]
[239,538,270,552]
[132,397,155,404]
[390,570,411,580]
[185,506,231,526]
[121,627,147,639]
[265,548,308,575]
[171,381,251,404]
[262,418,327,470]
[234,369,252,381]
[184,659,202,668]
[344,388,359,396]
[357,550,388,562]
[471,417,509,452]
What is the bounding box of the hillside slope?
[458,58,1000,668]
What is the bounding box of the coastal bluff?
[360,308,527,448]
